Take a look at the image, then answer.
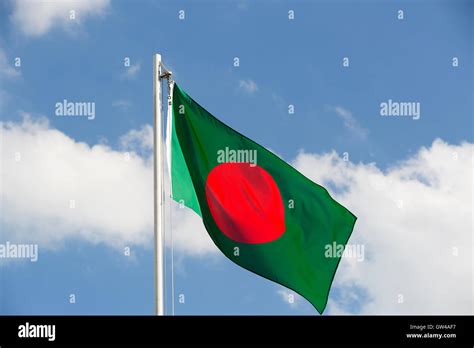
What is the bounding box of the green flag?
[167,82,357,313]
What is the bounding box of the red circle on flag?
[205,162,286,244]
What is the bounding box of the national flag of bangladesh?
[166,82,357,313]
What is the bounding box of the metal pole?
[153,53,165,315]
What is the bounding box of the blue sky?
[0,0,472,315]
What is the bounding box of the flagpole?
[153,53,165,315]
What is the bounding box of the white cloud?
[167,201,218,256]
[10,0,110,37]
[1,115,472,314]
[277,288,302,309]
[292,139,473,314]
[0,115,216,256]
[238,79,258,94]
[332,106,368,139]
[122,63,141,79]
[119,124,153,154]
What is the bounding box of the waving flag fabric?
[166,83,357,313]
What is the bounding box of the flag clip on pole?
[153,54,172,316]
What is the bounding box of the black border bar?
[0,315,472,346]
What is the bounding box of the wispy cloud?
[238,79,258,94]
[112,99,132,111]
[122,62,141,79]
[237,1,250,10]
[332,106,368,139]
[0,49,21,78]
[277,288,301,309]
[10,0,110,37]
[119,124,153,153]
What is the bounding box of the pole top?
[154,54,172,79]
